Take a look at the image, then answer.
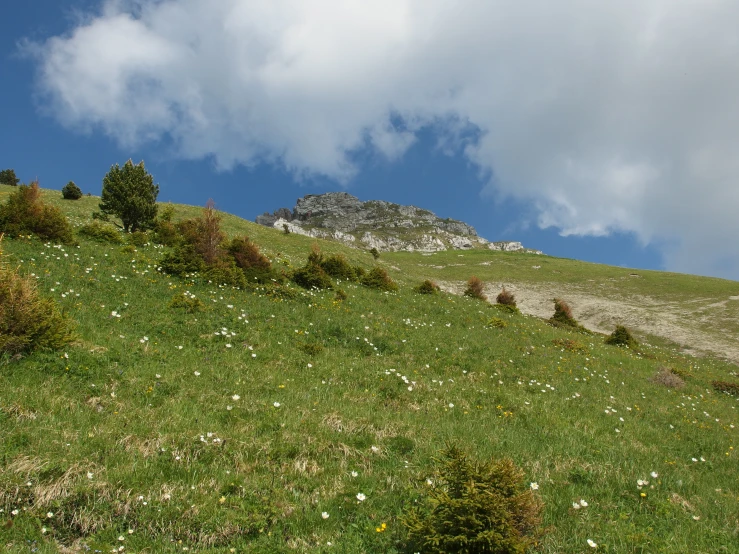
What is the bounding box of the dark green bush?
[127,230,149,247]
[78,221,124,244]
[369,247,380,260]
[549,299,580,329]
[99,159,159,232]
[360,267,398,292]
[464,276,486,301]
[61,181,83,200]
[403,445,543,554]
[291,263,333,290]
[160,244,206,276]
[1,242,75,356]
[415,280,440,295]
[320,254,357,281]
[0,181,75,244]
[0,169,20,186]
[605,325,638,348]
[353,265,366,280]
[334,288,348,301]
[203,262,247,288]
[169,293,204,313]
[152,205,179,246]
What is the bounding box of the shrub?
[712,380,739,396]
[61,181,83,200]
[496,287,516,307]
[549,298,579,328]
[494,303,520,315]
[262,283,301,301]
[203,261,247,288]
[78,221,124,244]
[291,263,333,290]
[650,367,685,389]
[160,244,206,276]
[228,236,272,272]
[605,325,638,348]
[0,240,75,356]
[402,445,543,554]
[334,288,348,301]
[0,181,75,244]
[464,276,487,301]
[415,280,440,295]
[321,254,357,281]
[360,267,398,292]
[152,205,179,246]
[169,293,204,313]
[197,200,225,265]
[99,159,159,232]
[127,231,149,247]
[369,247,380,260]
[353,266,366,280]
[0,169,20,186]
[487,317,508,328]
[551,338,587,353]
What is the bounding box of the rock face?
[257,192,541,254]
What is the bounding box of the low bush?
[0,240,75,356]
[712,380,739,396]
[549,298,581,329]
[464,276,487,301]
[334,288,348,301]
[320,254,357,281]
[152,205,179,246]
[487,317,508,329]
[369,247,380,260]
[360,267,398,292]
[61,181,83,200]
[353,266,366,280]
[650,367,685,389]
[127,230,149,247]
[415,280,440,295]
[0,182,75,244]
[169,293,204,313]
[494,303,520,315]
[552,338,587,353]
[203,262,247,288]
[402,445,543,554]
[291,263,333,290]
[160,244,206,276]
[605,325,638,348]
[496,287,516,307]
[78,221,124,244]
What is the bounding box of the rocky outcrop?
[257,192,541,254]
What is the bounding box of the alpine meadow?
[1,183,738,554]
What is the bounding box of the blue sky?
[3,1,738,280]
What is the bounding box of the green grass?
[1,185,738,553]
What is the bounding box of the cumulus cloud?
[27,0,739,278]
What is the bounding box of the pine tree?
[100,160,159,232]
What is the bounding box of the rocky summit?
[256,192,541,253]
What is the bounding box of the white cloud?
[27,0,739,278]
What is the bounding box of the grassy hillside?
[1,185,738,553]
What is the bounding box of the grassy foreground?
[1,186,738,553]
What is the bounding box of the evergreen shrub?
[0,181,75,244]
[403,445,543,554]
[78,221,124,244]
[605,325,638,348]
[61,181,83,200]
[360,267,398,292]
[0,240,75,356]
[415,280,440,295]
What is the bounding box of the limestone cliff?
[257,192,541,254]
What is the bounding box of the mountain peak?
[257,192,540,254]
